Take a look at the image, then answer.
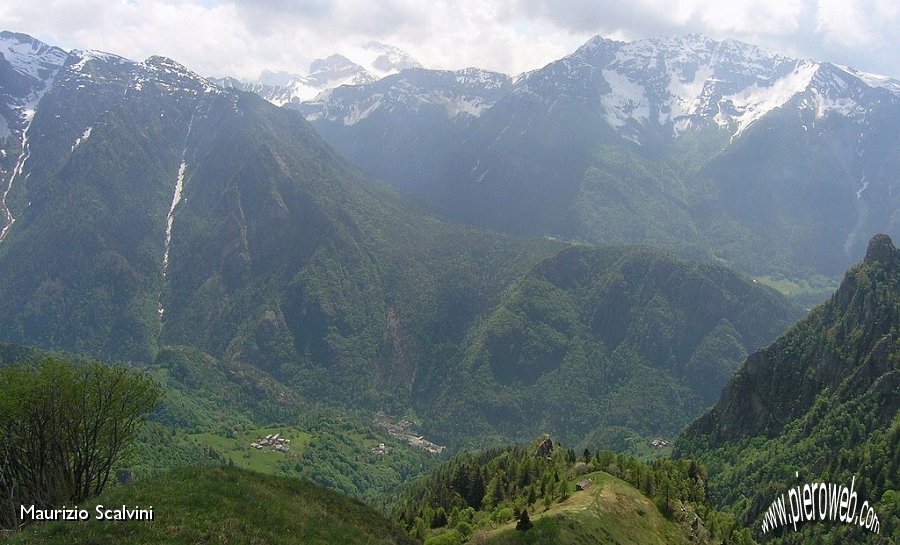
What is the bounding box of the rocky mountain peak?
[307,54,374,86]
[864,234,899,266]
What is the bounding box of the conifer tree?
[516,509,532,532]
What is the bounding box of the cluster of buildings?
[375,414,446,454]
[650,438,670,449]
[250,433,291,452]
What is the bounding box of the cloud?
[506,0,899,76]
[505,0,809,37]
[815,0,900,49]
[0,0,897,81]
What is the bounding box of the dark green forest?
[678,235,900,544]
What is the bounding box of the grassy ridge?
[4,466,417,545]
[397,437,753,545]
[471,471,694,545]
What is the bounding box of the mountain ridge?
[292,32,900,280]
[677,233,899,542]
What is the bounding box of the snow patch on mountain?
[0,119,34,243]
[70,126,92,151]
[724,61,819,137]
[1,34,66,128]
[141,56,222,96]
[664,64,716,134]
[454,67,507,88]
[70,49,127,72]
[810,91,865,120]
[835,65,900,94]
[0,31,67,80]
[298,67,513,125]
[0,33,68,243]
[162,159,186,276]
[600,69,649,128]
[343,98,383,125]
[856,176,869,199]
[438,94,493,118]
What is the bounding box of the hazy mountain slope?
[295,67,512,198]
[677,234,900,543]
[0,39,557,380]
[426,244,798,446]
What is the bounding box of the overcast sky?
[1,0,898,81]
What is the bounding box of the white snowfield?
[582,35,900,143]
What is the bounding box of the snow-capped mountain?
[212,43,422,106]
[356,41,422,76]
[306,54,375,88]
[298,67,511,125]
[0,36,224,244]
[0,31,67,132]
[296,33,900,157]
[0,32,68,242]
[296,34,900,278]
[510,34,900,143]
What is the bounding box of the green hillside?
[3,466,417,545]
[471,471,700,545]
[0,343,442,507]
[677,234,900,544]
[394,436,754,545]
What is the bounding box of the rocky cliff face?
[685,234,899,444]
[676,235,899,542]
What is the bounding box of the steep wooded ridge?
[0,32,797,448]
[293,35,900,280]
[677,234,900,543]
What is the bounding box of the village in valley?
[250,433,291,453]
[374,413,446,455]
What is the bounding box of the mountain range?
[1,28,898,544]
[281,34,900,283]
[0,31,797,450]
[211,41,422,106]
